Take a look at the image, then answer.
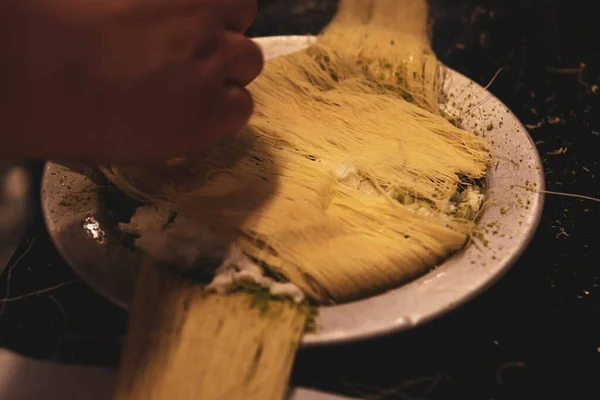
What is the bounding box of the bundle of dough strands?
[102,1,491,399]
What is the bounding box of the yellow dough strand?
[113,257,307,400]
[328,0,432,45]
[109,3,490,399]
[102,0,490,304]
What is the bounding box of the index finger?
[218,0,257,32]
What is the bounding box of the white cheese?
[120,207,306,303]
[336,164,382,196]
[462,186,485,213]
[415,207,434,217]
[335,165,361,189]
[269,282,306,304]
[206,243,305,303]
[358,180,379,196]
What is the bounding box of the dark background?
[1,1,599,399]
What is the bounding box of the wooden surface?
[113,257,307,400]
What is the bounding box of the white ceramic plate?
[41,35,544,347]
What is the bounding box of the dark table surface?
[2,1,600,399]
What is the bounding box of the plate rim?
[41,34,545,348]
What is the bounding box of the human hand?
[0,0,263,164]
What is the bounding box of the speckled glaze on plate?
[41,35,544,347]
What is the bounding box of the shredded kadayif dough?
[102,2,491,305]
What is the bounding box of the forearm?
[0,161,34,267]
